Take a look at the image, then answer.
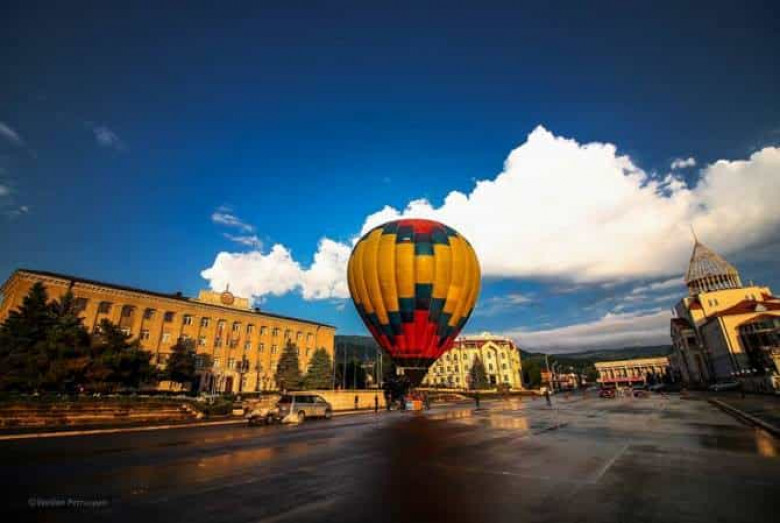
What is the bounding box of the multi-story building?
[595,357,671,387]
[669,239,780,392]
[421,332,523,390]
[0,269,336,394]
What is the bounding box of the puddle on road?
[754,428,779,457]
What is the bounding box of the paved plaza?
[1,394,779,523]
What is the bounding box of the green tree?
[40,291,92,391]
[303,347,333,389]
[276,340,303,391]
[0,282,54,391]
[0,284,92,392]
[165,338,198,390]
[88,319,154,391]
[469,355,489,390]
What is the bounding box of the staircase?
[0,400,200,431]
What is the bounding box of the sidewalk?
[708,393,780,437]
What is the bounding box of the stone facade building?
[669,240,780,392]
[595,357,671,387]
[0,269,336,393]
[421,332,523,390]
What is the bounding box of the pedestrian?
[423,391,431,410]
[354,395,359,411]
[475,391,481,409]
[544,388,551,406]
[374,394,379,413]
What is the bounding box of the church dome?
[685,239,742,295]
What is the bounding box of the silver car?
[278,394,333,423]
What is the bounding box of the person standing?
[354,395,359,411]
[475,391,481,409]
[374,394,379,413]
[544,388,552,406]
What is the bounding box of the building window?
[140,329,150,341]
[227,358,235,370]
[198,336,206,347]
[261,326,268,335]
[164,311,175,323]
[120,326,131,336]
[295,347,300,356]
[504,375,509,382]
[143,308,155,320]
[307,333,313,343]
[296,331,303,341]
[229,339,238,349]
[271,345,278,355]
[232,322,241,333]
[217,320,226,332]
[98,301,112,314]
[201,317,210,328]
[247,324,255,335]
[73,297,88,313]
[214,357,221,368]
[183,314,193,326]
[215,337,222,348]
[306,348,311,357]
[244,341,251,350]
[121,305,134,318]
[258,343,264,353]
[488,363,494,371]
[272,327,280,338]
[162,332,171,343]
[502,363,507,370]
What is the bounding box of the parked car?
[277,394,333,424]
[244,396,281,426]
[632,386,649,398]
[599,388,616,398]
[708,381,740,392]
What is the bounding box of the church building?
[669,239,780,392]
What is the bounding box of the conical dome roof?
[685,240,741,294]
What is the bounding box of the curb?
[0,408,391,441]
[708,398,780,438]
[0,419,246,442]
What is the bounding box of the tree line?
[0,282,334,394]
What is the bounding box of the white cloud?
[87,123,125,151]
[0,122,24,147]
[82,121,124,151]
[223,233,263,249]
[356,126,780,283]
[200,125,780,302]
[474,293,533,317]
[211,211,255,233]
[0,185,9,197]
[670,157,696,169]
[505,309,672,352]
[4,205,30,219]
[629,277,684,295]
[200,239,351,301]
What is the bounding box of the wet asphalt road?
[1,394,779,523]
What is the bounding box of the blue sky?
[2,1,779,352]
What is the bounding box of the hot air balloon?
[347,218,481,386]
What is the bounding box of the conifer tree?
[275,340,303,391]
[469,355,489,390]
[303,348,333,389]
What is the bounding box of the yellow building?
[421,332,524,390]
[0,269,336,394]
[595,357,671,387]
[669,240,780,392]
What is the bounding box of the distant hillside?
[550,345,672,362]
[338,336,671,363]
